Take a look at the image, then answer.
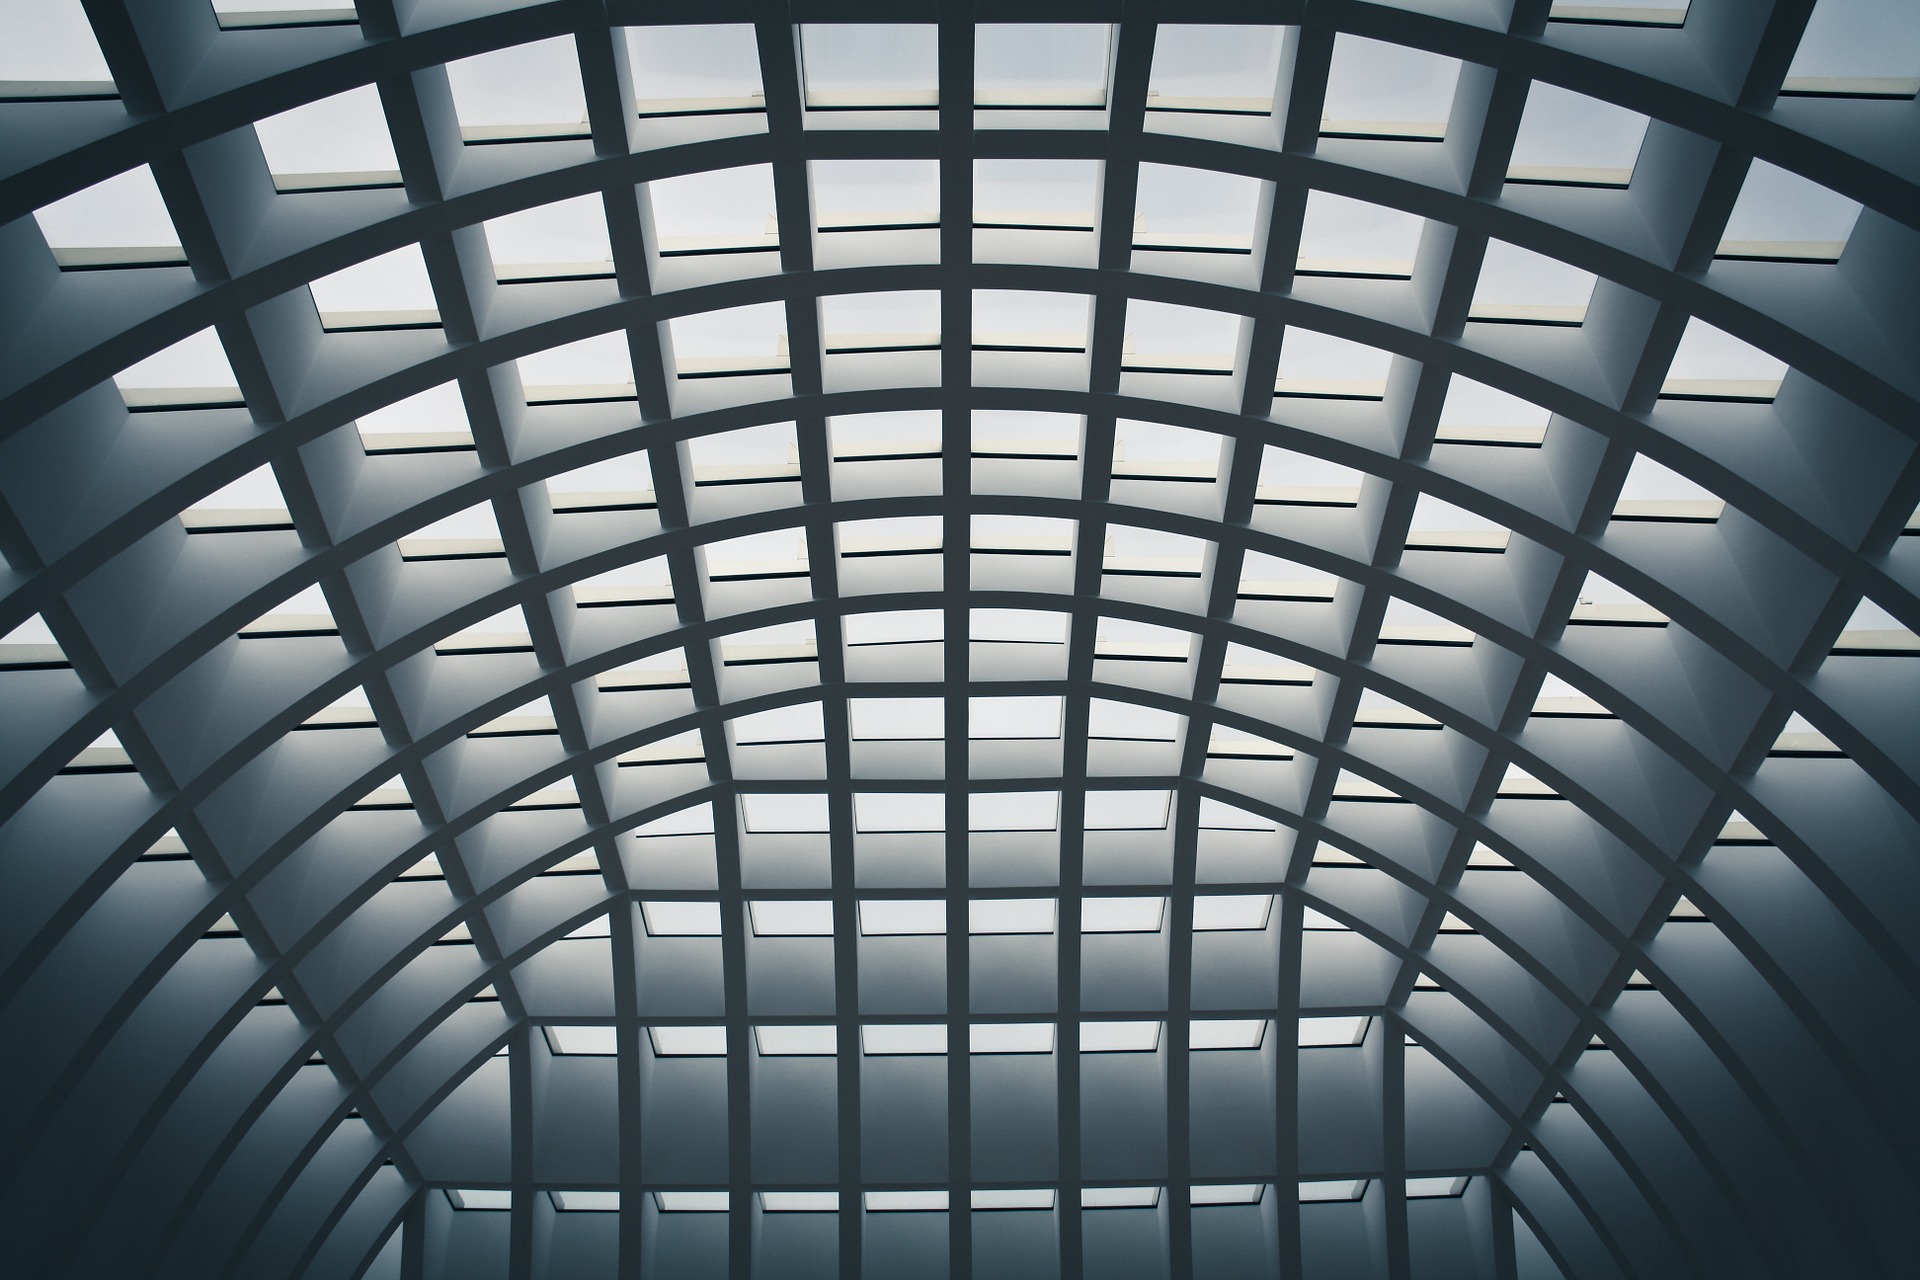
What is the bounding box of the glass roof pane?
[1321,36,1461,138]
[253,86,398,184]
[812,159,939,230]
[33,166,179,258]
[974,159,1100,230]
[484,195,612,275]
[445,36,587,136]
[649,165,779,253]
[0,0,110,84]
[801,25,939,109]
[626,24,765,113]
[975,24,1111,107]
[1147,25,1287,113]
[1508,83,1648,184]
[1135,164,1264,252]
[756,1025,838,1056]
[1785,0,1920,92]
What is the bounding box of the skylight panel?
[1298,1180,1367,1202]
[1191,1019,1268,1050]
[865,1191,949,1211]
[974,159,1100,231]
[971,1023,1056,1054]
[356,381,470,452]
[550,1190,621,1212]
[755,1025,838,1056]
[1469,241,1597,326]
[1508,84,1649,186]
[548,455,653,514]
[971,608,1069,643]
[1783,0,1920,96]
[969,695,1062,740]
[209,0,357,28]
[1238,550,1338,600]
[1081,897,1167,933]
[800,25,939,109]
[648,165,779,256]
[859,899,947,936]
[832,410,942,459]
[969,791,1059,832]
[1436,375,1550,446]
[253,86,400,190]
[1094,617,1193,660]
[1123,300,1242,375]
[182,465,289,531]
[484,196,613,279]
[1146,25,1287,114]
[32,166,181,267]
[1298,1015,1370,1047]
[641,901,722,936]
[446,1189,512,1210]
[113,328,241,408]
[1192,1184,1266,1206]
[849,697,944,740]
[854,792,945,833]
[734,703,825,745]
[1548,0,1689,25]
[1080,1021,1163,1052]
[1274,329,1392,399]
[445,37,588,140]
[309,246,437,329]
[1085,789,1173,830]
[654,1192,729,1213]
[1134,164,1264,253]
[839,516,942,558]
[1572,571,1668,625]
[812,159,939,231]
[761,1192,839,1212]
[1296,192,1424,278]
[975,24,1111,107]
[649,1026,729,1056]
[544,1025,619,1055]
[0,0,111,89]
[1255,450,1366,508]
[973,1188,1056,1209]
[1408,494,1510,550]
[1083,1187,1161,1208]
[1407,1176,1472,1198]
[971,515,1075,554]
[688,422,798,472]
[1614,455,1723,520]
[741,792,831,833]
[1321,36,1461,139]
[626,24,765,115]
[1104,525,1206,572]
[1199,798,1277,830]
[973,290,1091,352]
[845,609,944,646]
[633,801,715,837]
[1660,319,1787,400]
[1112,419,1222,475]
[516,332,634,401]
[862,1024,948,1055]
[748,901,835,937]
[821,290,941,353]
[1088,700,1180,741]
[1192,894,1274,931]
[669,303,789,377]
[1717,160,1863,260]
[972,410,1081,458]
[970,898,1057,935]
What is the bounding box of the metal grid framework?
[1,1,1917,1278]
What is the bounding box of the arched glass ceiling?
[1,1,1917,1278]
